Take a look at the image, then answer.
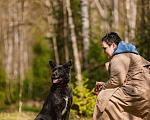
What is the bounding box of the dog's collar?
[54,84,68,87]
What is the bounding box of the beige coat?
[93,53,150,120]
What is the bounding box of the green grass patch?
[15,105,41,112]
[0,106,9,111]
[22,106,41,112]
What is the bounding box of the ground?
[0,111,91,120]
[0,101,92,120]
[0,111,36,120]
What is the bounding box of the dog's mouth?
[53,78,62,83]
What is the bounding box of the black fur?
[35,60,73,120]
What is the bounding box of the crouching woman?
[93,32,150,120]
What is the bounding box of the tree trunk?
[66,0,82,87]
[141,0,145,38]
[3,0,12,104]
[7,0,14,103]
[94,0,110,33]
[148,0,150,60]
[18,0,25,113]
[114,0,119,32]
[125,0,130,43]
[13,1,19,82]
[130,0,137,44]
[125,0,137,43]
[80,0,90,70]
[63,0,69,62]
[45,0,60,65]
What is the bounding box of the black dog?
[35,60,73,120]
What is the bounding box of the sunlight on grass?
[0,111,92,120]
[0,111,37,120]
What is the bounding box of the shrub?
[71,77,96,117]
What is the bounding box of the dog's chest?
[59,89,70,115]
[52,86,71,115]
[61,96,68,115]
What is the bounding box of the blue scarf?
[113,41,138,56]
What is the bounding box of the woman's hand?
[96,82,105,86]
[94,82,105,95]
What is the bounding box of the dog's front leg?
[55,110,63,120]
[57,118,62,120]
[63,100,72,120]
[56,114,62,120]
[63,111,70,120]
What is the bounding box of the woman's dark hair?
[101,32,122,46]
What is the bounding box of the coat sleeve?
[104,54,130,88]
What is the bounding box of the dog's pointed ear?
[49,60,56,69]
[63,59,72,71]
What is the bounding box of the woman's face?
[102,41,116,59]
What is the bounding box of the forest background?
[0,0,150,119]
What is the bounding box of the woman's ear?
[112,43,117,49]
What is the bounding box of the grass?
[0,111,92,120]
[0,104,92,120]
[0,111,37,120]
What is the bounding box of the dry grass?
[0,101,92,120]
[0,111,37,120]
[0,111,92,120]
